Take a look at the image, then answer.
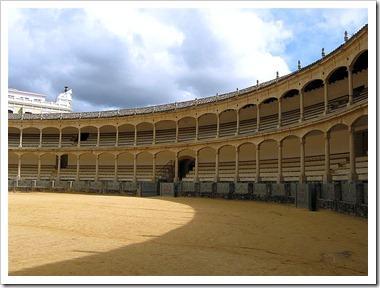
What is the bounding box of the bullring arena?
[8,25,368,276]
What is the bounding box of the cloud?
[8,7,366,112]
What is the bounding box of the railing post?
[19,129,23,148]
[17,154,21,180]
[39,129,42,148]
[77,128,81,148]
[115,126,119,147]
[58,129,62,148]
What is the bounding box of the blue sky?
[8,7,368,112]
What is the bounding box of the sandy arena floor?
[8,192,367,276]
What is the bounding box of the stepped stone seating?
[178,127,196,142]
[117,165,134,181]
[98,165,115,180]
[118,132,134,146]
[61,134,78,147]
[22,134,40,147]
[59,166,77,180]
[219,122,237,137]
[9,134,20,147]
[8,164,17,178]
[356,156,368,180]
[198,124,217,139]
[20,164,38,179]
[80,133,97,147]
[353,87,368,103]
[41,135,59,147]
[99,133,116,146]
[79,165,96,180]
[155,128,176,144]
[137,131,153,145]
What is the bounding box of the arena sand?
[8,192,367,276]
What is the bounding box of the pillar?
[175,121,179,143]
[153,123,156,144]
[174,152,179,182]
[256,105,260,132]
[76,155,80,181]
[115,126,119,147]
[324,81,329,115]
[235,146,239,182]
[348,67,353,105]
[77,128,81,147]
[216,114,220,138]
[195,117,199,140]
[39,129,42,148]
[19,129,23,147]
[134,126,137,146]
[194,150,199,182]
[278,98,282,128]
[37,155,41,181]
[349,127,357,181]
[236,111,240,135]
[277,142,283,183]
[152,154,156,181]
[255,146,260,183]
[114,154,118,182]
[133,154,137,182]
[299,89,304,122]
[17,154,21,180]
[215,149,219,182]
[97,127,100,147]
[323,132,331,183]
[299,138,305,183]
[58,129,62,148]
[95,154,99,181]
[57,155,61,180]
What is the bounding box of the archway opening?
[219,110,237,137]
[303,79,324,120]
[178,117,196,142]
[281,89,300,126]
[239,104,257,135]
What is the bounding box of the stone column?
[17,154,21,180]
[299,138,305,183]
[215,149,219,182]
[216,114,220,138]
[134,126,137,146]
[76,155,80,181]
[39,129,43,148]
[348,67,353,105]
[255,146,260,183]
[58,129,62,148]
[299,89,304,122]
[95,154,99,182]
[19,129,23,148]
[277,142,283,183]
[195,117,199,140]
[256,105,260,132]
[349,127,357,182]
[115,126,119,147]
[174,152,179,182]
[77,128,81,147]
[133,154,137,182]
[324,81,329,115]
[97,127,100,147]
[236,111,240,135]
[152,154,156,182]
[37,155,41,181]
[114,154,118,182]
[152,123,156,144]
[194,150,199,182]
[235,146,239,182]
[324,132,331,183]
[57,154,61,181]
[175,121,179,143]
[278,98,282,128]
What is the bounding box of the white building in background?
[8,87,73,114]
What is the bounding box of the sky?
[8,7,368,112]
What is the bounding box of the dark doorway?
[179,157,195,180]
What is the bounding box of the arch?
[9,127,20,147]
[350,49,368,72]
[136,122,153,145]
[99,125,117,147]
[219,109,237,137]
[258,139,278,182]
[8,151,18,179]
[259,97,278,131]
[218,144,236,181]
[177,149,196,181]
[302,129,325,139]
[238,104,257,135]
[198,147,216,182]
[281,135,300,182]
[61,126,79,147]
[302,79,324,92]
[41,127,60,147]
[118,124,135,146]
[280,89,300,126]
[136,151,153,181]
[178,117,196,142]
[21,127,40,148]
[237,142,256,182]
[117,152,134,181]
[303,130,324,182]
[155,150,175,182]
[328,123,350,182]
[80,126,98,147]
[98,152,115,181]
[351,50,368,102]
[155,120,176,144]
[198,113,217,139]
[351,115,368,160]
[79,152,96,181]
[40,152,57,180]
[58,153,77,181]
[20,152,38,179]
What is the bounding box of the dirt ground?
[8,192,367,276]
